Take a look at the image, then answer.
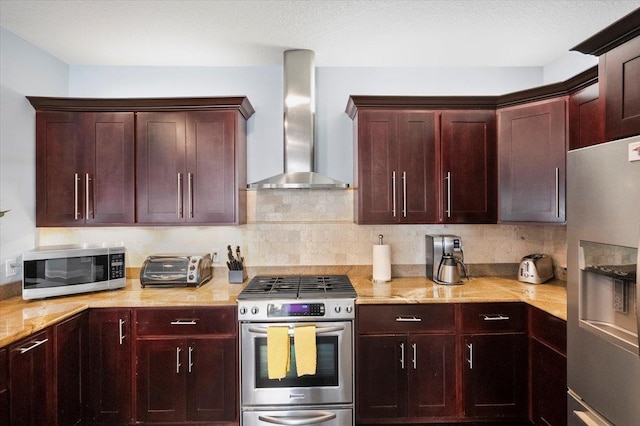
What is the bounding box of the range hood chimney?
[248,49,349,189]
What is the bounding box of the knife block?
[228,269,245,284]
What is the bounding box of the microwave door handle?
[258,412,337,425]
[246,325,345,336]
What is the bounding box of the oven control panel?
[238,299,355,321]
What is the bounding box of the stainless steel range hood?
[248,50,348,189]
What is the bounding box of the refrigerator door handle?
[572,410,606,426]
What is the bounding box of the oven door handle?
[247,325,345,336]
[258,411,337,425]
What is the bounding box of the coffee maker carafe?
[426,234,469,285]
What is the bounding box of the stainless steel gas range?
[237,275,357,426]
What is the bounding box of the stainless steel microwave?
[22,245,126,300]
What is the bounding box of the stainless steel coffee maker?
[426,234,468,285]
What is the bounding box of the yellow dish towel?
[267,326,290,379]
[294,325,317,376]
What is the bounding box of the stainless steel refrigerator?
[567,135,640,425]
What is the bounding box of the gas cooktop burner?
[237,275,357,300]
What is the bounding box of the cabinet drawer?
[357,304,455,333]
[135,307,236,336]
[461,303,526,333]
[529,306,566,354]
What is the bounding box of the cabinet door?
[35,111,83,226]
[569,83,604,150]
[53,312,86,426]
[408,334,456,418]
[602,36,640,140]
[356,335,407,420]
[186,111,237,223]
[81,112,135,224]
[397,111,439,223]
[9,329,53,425]
[356,110,399,223]
[136,112,187,223]
[498,99,566,223]
[531,339,567,426]
[186,337,237,422]
[463,333,527,419]
[88,309,131,424]
[0,348,8,425]
[135,339,187,423]
[441,111,497,223]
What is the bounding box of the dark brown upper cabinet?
[34,111,135,226]
[569,82,604,150]
[347,97,497,225]
[498,98,567,223]
[28,96,254,227]
[572,8,640,141]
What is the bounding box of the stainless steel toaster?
[140,254,213,288]
[518,254,554,284]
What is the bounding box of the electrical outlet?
[211,249,220,263]
[5,258,18,277]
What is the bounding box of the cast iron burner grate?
[238,275,356,300]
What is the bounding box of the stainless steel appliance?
[238,275,357,425]
[518,254,554,284]
[567,136,640,425]
[140,254,212,288]
[426,234,468,284]
[22,244,125,300]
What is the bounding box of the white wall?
[543,51,597,84]
[0,27,68,285]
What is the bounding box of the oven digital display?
[267,303,325,317]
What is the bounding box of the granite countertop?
[0,275,566,348]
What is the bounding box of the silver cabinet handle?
[170,319,198,325]
[402,171,407,218]
[74,172,80,220]
[445,171,452,218]
[187,172,194,219]
[555,167,560,218]
[258,412,337,425]
[400,342,405,370]
[85,173,91,219]
[391,171,397,217]
[177,173,183,218]
[395,316,422,322]
[188,346,194,373]
[467,343,473,369]
[176,347,182,373]
[19,338,48,354]
[481,314,510,321]
[412,342,417,369]
[118,318,126,345]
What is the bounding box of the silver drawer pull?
[19,338,48,354]
[481,314,510,321]
[258,412,336,425]
[170,319,198,325]
[395,316,422,322]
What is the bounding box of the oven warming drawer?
[243,408,353,426]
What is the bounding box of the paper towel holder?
[372,234,391,283]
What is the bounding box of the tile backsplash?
[38,189,567,276]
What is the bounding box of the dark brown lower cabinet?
[53,313,87,426]
[88,308,132,424]
[356,304,457,424]
[0,348,7,425]
[463,333,528,419]
[9,328,53,425]
[529,306,567,426]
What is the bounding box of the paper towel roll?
[372,244,391,282]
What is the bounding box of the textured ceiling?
[1,0,638,67]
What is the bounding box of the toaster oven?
[140,254,212,288]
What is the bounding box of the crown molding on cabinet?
[26,96,255,120]
[571,7,640,56]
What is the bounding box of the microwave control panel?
[109,253,126,279]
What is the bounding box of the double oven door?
[240,320,353,410]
